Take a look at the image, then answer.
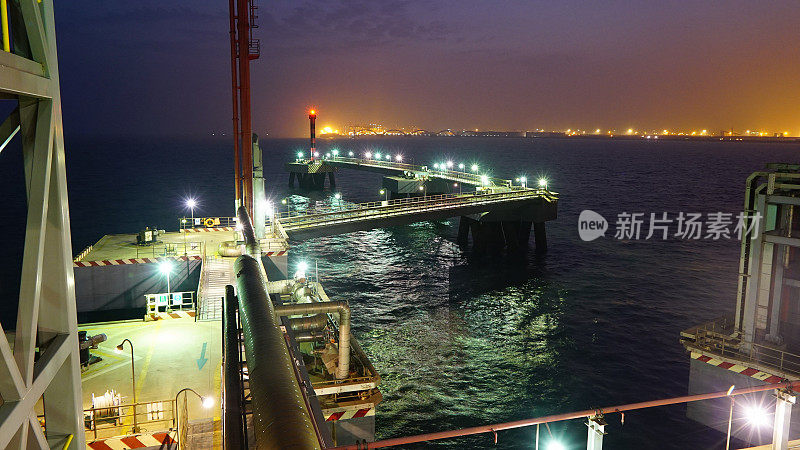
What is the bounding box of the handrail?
[276,189,556,222]
[325,156,513,186]
[277,189,556,232]
[682,319,800,377]
[331,380,800,449]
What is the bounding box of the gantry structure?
[0,1,84,449]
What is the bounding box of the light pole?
[115,339,137,433]
[453,182,461,195]
[379,189,388,202]
[174,388,214,450]
[281,198,289,217]
[186,198,197,226]
[159,260,173,294]
[725,385,735,450]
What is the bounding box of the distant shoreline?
[315,133,800,144]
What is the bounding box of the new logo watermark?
[578,210,761,241]
[578,210,608,241]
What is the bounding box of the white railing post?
[773,389,796,450]
[586,415,606,450]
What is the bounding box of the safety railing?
[37,399,177,442]
[682,317,800,376]
[135,241,203,259]
[145,291,196,315]
[73,244,93,262]
[326,155,513,187]
[179,216,238,230]
[1,0,9,53]
[277,189,557,231]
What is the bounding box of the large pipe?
[222,285,244,450]
[237,205,259,256]
[274,301,351,379]
[227,0,241,206]
[235,255,321,449]
[288,314,328,333]
[237,0,253,216]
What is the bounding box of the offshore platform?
[5,2,800,450]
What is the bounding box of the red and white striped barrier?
[87,431,175,449]
[264,250,287,256]
[147,311,196,321]
[691,351,785,384]
[74,255,201,268]
[180,227,235,233]
[324,407,374,422]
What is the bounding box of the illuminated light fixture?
[395,155,403,162]
[458,163,465,170]
[433,163,440,170]
[446,161,453,168]
[627,128,633,134]
[297,151,304,159]
[309,109,315,115]
[334,193,341,200]
[418,186,424,191]
[385,154,391,160]
[297,261,309,278]
[375,152,382,159]
[186,198,197,209]
[538,178,548,188]
[158,260,173,275]
[480,175,489,186]
[744,405,769,428]
[202,396,214,409]
[471,164,479,172]
[281,198,287,205]
[314,152,319,157]
[365,152,372,159]
[379,189,385,195]
[114,344,124,354]
[348,151,354,157]
[332,149,339,156]
[595,128,601,133]
[546,441,565,450]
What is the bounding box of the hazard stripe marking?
[692,351,790,385]
[88,442,114,450]
[352,408,370,418]
[326,411,345,421]
[120,436,145,448]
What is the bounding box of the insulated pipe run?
[235,255,321,449]
[237,205,260,256]
[274,301,351,379]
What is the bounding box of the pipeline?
[274,301,351,379]
[235,255,321,449]
[237,205,260,256]
[222,285,244,450]
[288,313,328,333]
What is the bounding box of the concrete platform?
[78,230,238,262]
[79,318,221,440]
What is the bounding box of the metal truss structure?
[0,1,84,448]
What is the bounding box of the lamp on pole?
[174,388,214,450]
[115,339,137,433]
[379,189,388,202]
[186,198,197,225]
[159,260,173,293]
[725,385,735,450]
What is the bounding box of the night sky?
[54,1,800,137]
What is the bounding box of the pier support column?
[289,172,297,187]
[773,389,796,450]
[457,217,471,246]
[586,416,606,450]
[533,222,547,253]
[519,221,532,246]
[502,220,521,254]
[328,172,336,188]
